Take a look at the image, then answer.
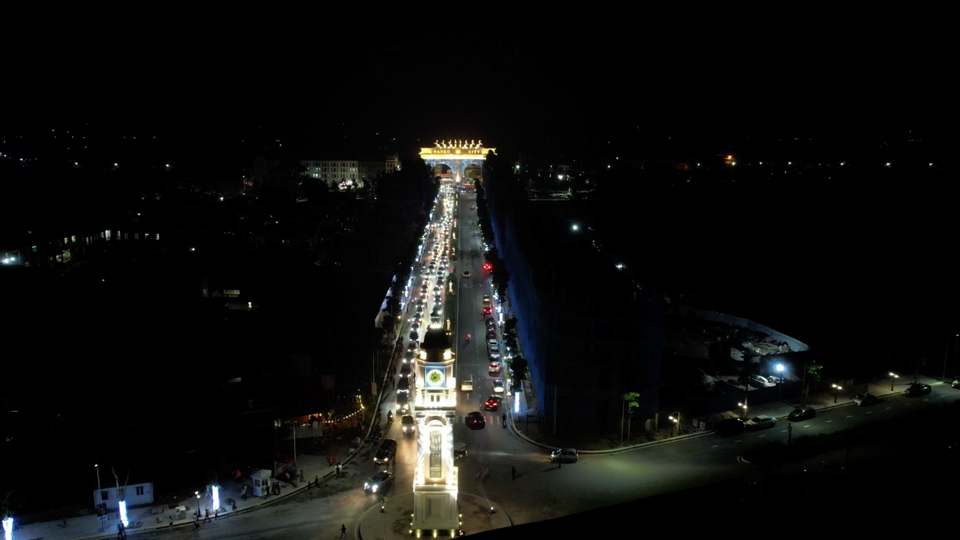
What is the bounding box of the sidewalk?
[357,492,512,539]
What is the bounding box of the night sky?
[7,22,948,158]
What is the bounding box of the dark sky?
[6,22,948,157]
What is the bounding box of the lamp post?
[95,464,103,532]
[832,384,842,404]
[889,372,899,391]
[776,363,785,402]
[195,491,201,520]
[738,402,748,420]
[944,334,958,381]
[668,413,681,437]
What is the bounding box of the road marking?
[846,416,853,418]
[711,445,719,448]
[758,434,766,438]
[825,420,832,423]
[866,411,872,414]
[803,424,811,428]
[887,406,893,409]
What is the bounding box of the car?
[402,352,414,364]
[466,411,485,429]
[749,374,770,387]
[396,393,411,414]
[364,470,393,493]
[486,330,497,340]
[400,363,413,378]
[952,379,960,389]
[484,395,502,411]
[853,393,879,406]
[492,379,505,393]
[401,415,416,434]
[737,375,766,389]
[787,407,816,421]
[488,362,501,375]
[488,343,500,355]
[714,418,745,437]
[744,415,777,431]
[374,439,398,464]
[550,448,579,463]
[905,383,931,396]
[462,271,471,277]
[482,306,493,316]
[397,377,410,393]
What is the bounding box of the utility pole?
[800,358,808,408]
[553,385,558,436]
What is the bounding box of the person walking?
[314,475,319,487]
[511,465,516,481]
[340,523,348,538]
[502,413,506,427]
[241,485,247,500]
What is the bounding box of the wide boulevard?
[151,181,957,538]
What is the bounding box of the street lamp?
[668,413,681,436]
[195,491,201,520]
[738,402,748,420]
[832,384,842,404]
[776,363,785,401]
[944,333,958,381]
[95,464,103,531]
[889,372,899,391]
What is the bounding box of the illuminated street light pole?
[776,363,785,402]
[944,334,958,381]
[95,464,103,531]
[195,491,201,520]
[738,402,747,420]
[668,412,681,437]
[832,384,842,404]
[889,372,899,391]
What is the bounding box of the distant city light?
[571,224,579,231]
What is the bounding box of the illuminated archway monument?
[420,140,496,184]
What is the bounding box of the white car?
[492,380,505,393]
[744,415,777,431]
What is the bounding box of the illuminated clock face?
[426,368,445,387]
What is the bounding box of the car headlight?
[384,457,388,462]
[372,485,378,492]
[364,483,369,489]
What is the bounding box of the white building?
[93,482,154,511]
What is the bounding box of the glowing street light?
[195,491,201,520]
[571,224,579,231]
[668,412,681,436]
[832,384,843,403]
[889,372,899,390]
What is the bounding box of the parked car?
[484,395,502,411]
[714,418,745,437]
[488,362,501,375]
[401,415,416,434]
[492,380,505,393]
[550,448,579,463]
[486,330,497,340]
[466,411,485,429]
[744,415,777,431]
[374,439,398,464]
[364,471,393,493]
[462,271,471,277]
[952,379,960,389]
[787,407,816,421]
[853,393,879,406]
[905,383,931,396]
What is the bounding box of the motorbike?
[387,413,394,424]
